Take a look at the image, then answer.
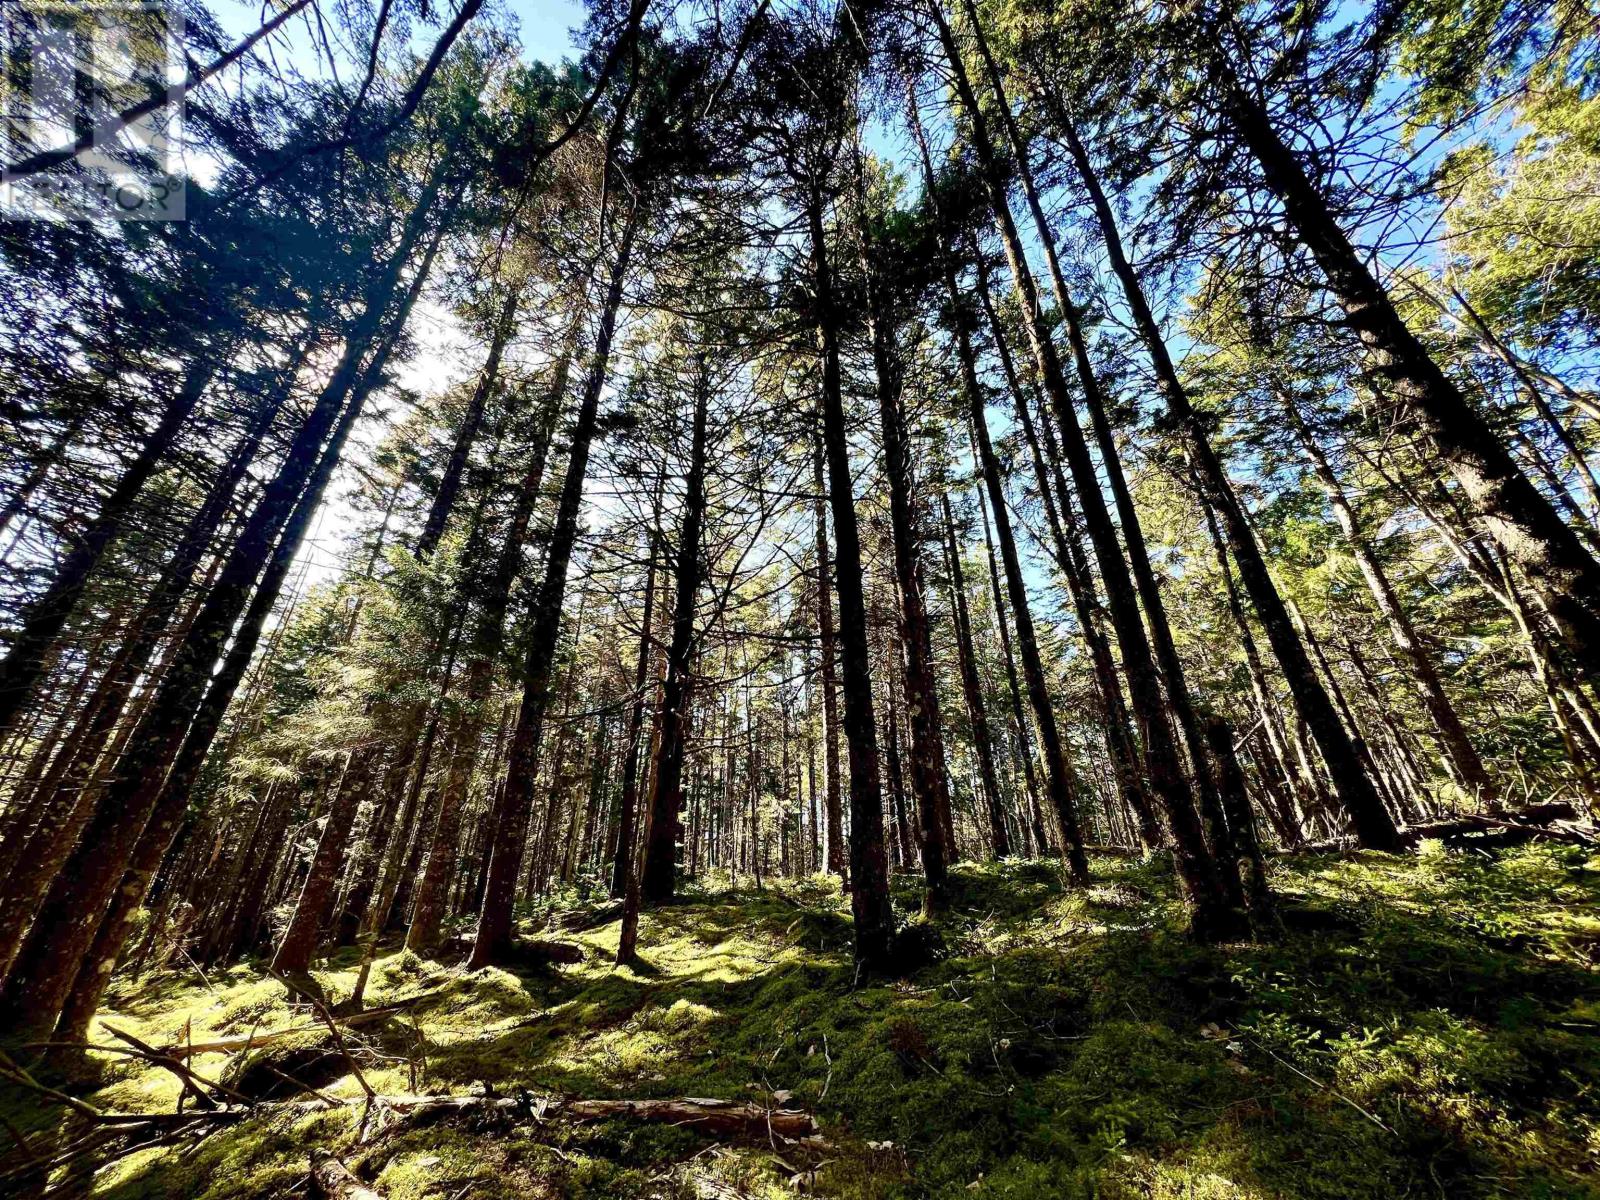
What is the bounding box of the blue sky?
[501,0,586,63]
[209,0,587,76]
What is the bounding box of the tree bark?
[56,251,441,1039]
[0,176,450,1040]
[1204,714,1272,913]
[966,402,1090,883]
[854,167,951,907]
[609,481,662,900]
[310,1150,386,1200]
[1279,388,1498,806]
[271,745,381,976]
[961,0,1226,864]
[940,494,1009,857]
[415,284,522,559]
[407,342,569,951]
[971,269,1162,851]
[976,479,1050,855]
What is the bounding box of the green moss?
[12,845,1600,1199]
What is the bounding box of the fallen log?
[1400,805,1593,847]
[1275,803,1593,855]
[163,991,444,1058]
[566,1096,818,1138]
[366,1093,820,1140]
[0,1090,823,1192]
[9,1091,820,1142]
[310,1148,385,1200]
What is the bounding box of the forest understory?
[6,844,1600,1200]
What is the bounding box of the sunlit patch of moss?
[206,977,292,1033]
[93,1061,185,1114]
[1142,1159,1273,1200]
[373,1126,517,1200]
[638,997,719,1034]
[442,964,540,1018]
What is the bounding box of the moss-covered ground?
[6,843,1600,1198]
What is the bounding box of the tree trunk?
[966,401,1090,883]
[971,269,1162,851]
[940,494,1008,857]
[56,252,442,1038]
[0,179,451,1040]
[271,744,380,976]
[468,204,639,968]
[639,359,711,904]
[1195,492,1314,840]
[961,2,1226,865]
[610,477,663,899]
[1204,715,1272,913]
[1279,389,1498,806]
[883,669,913,870]
[919,41,1093,870]
[55,349,400,1040]
[812,426,846,880]
[0,354,218,735]
[415,284,522,559]
[855,172,951,908]
[407,345,569,951]
[977,480,1050,855]
[805,177,894,971]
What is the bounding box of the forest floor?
[7,843,1600,1199]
